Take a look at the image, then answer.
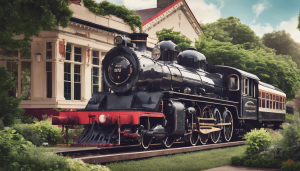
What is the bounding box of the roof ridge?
[136,7,160,12]
[142,0,182,26]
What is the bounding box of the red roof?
[135,0,203,33]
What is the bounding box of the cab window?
[242,78,249,96]
[228,75,239,90]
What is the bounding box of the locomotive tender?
[52,33,286,149]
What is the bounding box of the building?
[0,0,203,119]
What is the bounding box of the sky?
[95,0,300,43]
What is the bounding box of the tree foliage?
[156,27,193,51]
[195,32,300,100]
[0,67,24,126]
[84,0,142,33]
[262,30,300,69]
[202,17,258,45]
[0,0,73,53]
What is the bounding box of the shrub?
[231,156,246,166]
[267,129,283,147]
[281,159,300,171]
[67,158,110,171]
[33,119,61,145]
[244,128,272,156]
[286,113,295,123]
[0,67,24,126]
[20,115,38,124]
[243,155,282,168]
[0,127,110,171]
[0,127,70,171]
[279,123,300,148]
[13,123,44,146]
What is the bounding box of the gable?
[137,0,203,45]
[145,9,199,45]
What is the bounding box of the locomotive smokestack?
[130,33,148,53]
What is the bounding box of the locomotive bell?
[177,48,206,70]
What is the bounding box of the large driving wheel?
[210,108,221,143]
[199,106,212,145]
[162,136,175,148]
[190,131,199,146]
[141,133,152,149]
[223,109,233,142]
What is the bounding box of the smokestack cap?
[130,33,148,41]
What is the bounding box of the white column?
[81,46,92,102]
[31,41,43,100]
[99,52,104,92]
[53,39,65,101]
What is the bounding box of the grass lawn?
[106,145,246,171]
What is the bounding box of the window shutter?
[86,49,90,63]
[59,42,65,57]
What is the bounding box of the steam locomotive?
[52,33,286,149]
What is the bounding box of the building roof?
[135,0,203,34]
[136,7,166,23]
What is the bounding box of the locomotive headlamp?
[114,36,131,46]
[99,114,106,123]
[152,46,161,60]
[114,36,123,45]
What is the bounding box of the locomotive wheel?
[141,134,152,149]
[199,107,212,145]
[190,131,199,146]
[223,109,233,142]
[162,136,175,148]
[210,109,221,144]
[199,133,209,145]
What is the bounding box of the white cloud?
[249,17,300,43]
[276,17,300,43]
[123,0,156,10]
[249,23,274,37]
[251,0,271,24]
[185,0,224,24]
[94,0,222,24]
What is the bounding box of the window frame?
[228,74,239,91]
[242,78,250,96]
[0,48,32,100]
[91,50,101,95]
[64,43,82,101]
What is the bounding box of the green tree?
[84,0,142,32]
[0,0,73,53]
[202,17,259,45]
[156,27,193,51]
[0,67,24,126]
[195,35,300,100]
[261,30,300,68]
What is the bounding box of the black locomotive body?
[52,33,286,148]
